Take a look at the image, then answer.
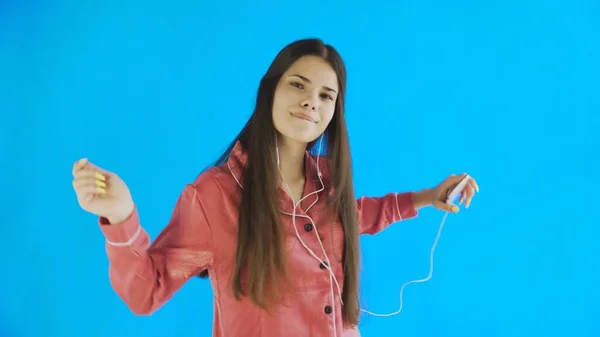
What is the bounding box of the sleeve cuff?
[98,206,142,246]
[395,192,418,221]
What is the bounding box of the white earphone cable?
[228,135,452,336]
[360,211,449,316]
[277,135,343,337]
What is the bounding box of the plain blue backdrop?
[1,0,598,336]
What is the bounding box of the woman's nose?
[300,95,318,110]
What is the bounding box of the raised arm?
[98,183,214,315]
[356,173,480,235]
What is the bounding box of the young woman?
[72,38,478,337]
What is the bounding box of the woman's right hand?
[72,158,135,224]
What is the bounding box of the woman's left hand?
[416,173,479,213]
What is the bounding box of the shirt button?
[304,223,313,232]
[320,262,328,269]
[324,305,333,314]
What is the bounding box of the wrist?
[106,203,135,225]
[107,213,130,225]
[413,188,434,209]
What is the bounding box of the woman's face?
[272,55,339,146]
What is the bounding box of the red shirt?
[99,140,418,337]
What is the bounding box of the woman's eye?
[290,82,304,89]
[321,94,333,100]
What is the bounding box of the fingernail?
[451,206,459,213]
[79,158,88,166]
[95,172,106,181]
[96,180,106,188]
[96,187,106,194]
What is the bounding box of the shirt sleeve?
[356,192,418,235]
[98,183,214,315]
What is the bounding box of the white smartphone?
[446,175,471,204]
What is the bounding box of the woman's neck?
[276,136,307,184]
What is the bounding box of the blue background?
[1,0,598,336]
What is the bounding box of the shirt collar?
[226,140,324,215]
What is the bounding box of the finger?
[468,177,480,193]
[75,182,107,196]
[433,200,459,213]
[458,191,465,205]
[72,175,107,191]
[72,158,111,177]
[72,158,89,176]
[463,185,475,208]
[73,168,108,182]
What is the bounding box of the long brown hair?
[199,38,361,325]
